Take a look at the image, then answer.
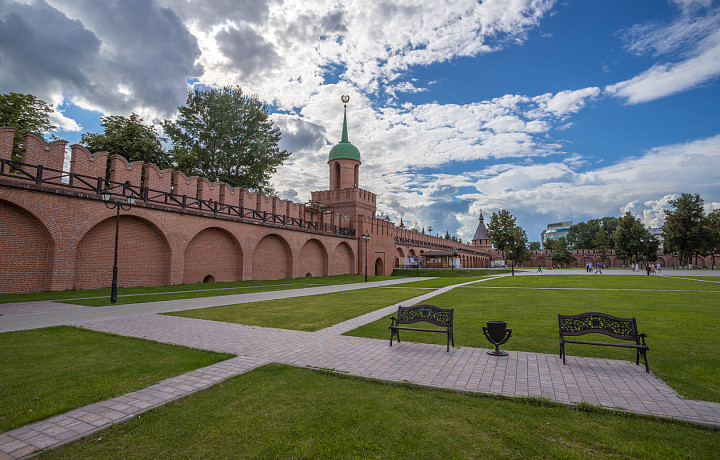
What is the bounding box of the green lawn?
[347,275,720,402]
[40,364,718,459]
[167,287,429,331]
[0,275,396,306]
[0,326,233,433]
[392,268,510,277]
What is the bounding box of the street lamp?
[362,234,370,282]
[101,190,136,303]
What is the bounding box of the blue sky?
[1,0,719,242]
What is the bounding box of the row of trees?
[486,192,719,271]
[663,194,719,266]
[1,88,290,193]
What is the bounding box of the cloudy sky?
[1,0,719,242]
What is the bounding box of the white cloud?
[49,109,81,132]
[608,6,720,104]
[532,87,601,117]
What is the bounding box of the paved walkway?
[1,275,719,459]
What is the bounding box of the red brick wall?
[251,234,291,280]
[183,227,241,283]
[73,215,170,289]
[298,239,328,277]
[0,200,53,293]
[331,241,354,275]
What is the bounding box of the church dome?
[329,142,361,162]
[328,97,361,163]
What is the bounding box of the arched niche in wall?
[0,199,54,293]
[184,227,242,284]
[74,215,170,289]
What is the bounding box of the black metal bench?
[389,304,454,352]
[558,312,649,372]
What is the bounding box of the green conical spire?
[328,95,361,163]
[341,106,349,143]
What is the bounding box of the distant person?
[657,263,662,274]
[646,263,651,276]
[537,264,542,273]
[595,263,602,274]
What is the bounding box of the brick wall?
[0,200,52,293]
[183,227,241,283]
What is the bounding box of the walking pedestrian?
[537,264,542,273]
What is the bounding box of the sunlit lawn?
[167,287,431,331]
[0,275,397,306]
[41,364,718,459]
[347,275,720,402]
[0,326,233,432]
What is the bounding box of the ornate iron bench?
[389,304,454,352]
[558,312,649,372]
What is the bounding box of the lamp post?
[362,234,370,282]
[101,191,136,303]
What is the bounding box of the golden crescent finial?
[341,95,350,107]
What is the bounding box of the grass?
[347,275,720,402]
[41,364,719,459]
[0,326,233,433]
[0,275,395,306]
[392,268,510,277]
[167,287,428,331]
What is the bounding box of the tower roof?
[473,211,488,241]
[328,97,361,163]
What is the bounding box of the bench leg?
[560,342,566,365]
[389,328,400,347]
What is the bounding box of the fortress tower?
[311,96,376,223]
[471,210,492,252]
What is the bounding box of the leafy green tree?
[599,216,619,249]
[614,211,652,263]
[567,221,598,249]
[551,236,574,266]
[593,229,611,266]
[0,92,56,160]
[543,238,556,252]
[705,210,720,269]
[399,218,405,229]
[567,217,618,250]
[662,193,708,266]
[164,86,290,193]
[487,210,529,276]
[529,241,541,251]
[81,113,170,168]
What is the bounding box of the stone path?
[2,276,719,459]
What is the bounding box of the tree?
[567,217,618,250]
[551,236,574,267]
[399,218,405,229]
[81,113,171,169]
[593,228,611,266]
[663,193,709,267]
[705,210,720,269]
[164,86,290,194]
[529,241,541,251]
[487,210,529,276]
[614,211,650,263]
[0,92,56,160]
[567,220,598,250]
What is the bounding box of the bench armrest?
[638,332,648,346]
[390,316,397,327]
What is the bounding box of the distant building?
[648,227,663,249]
[541,221,572,247]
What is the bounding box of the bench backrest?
[397,304,453,328]
[558,312,639,341]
